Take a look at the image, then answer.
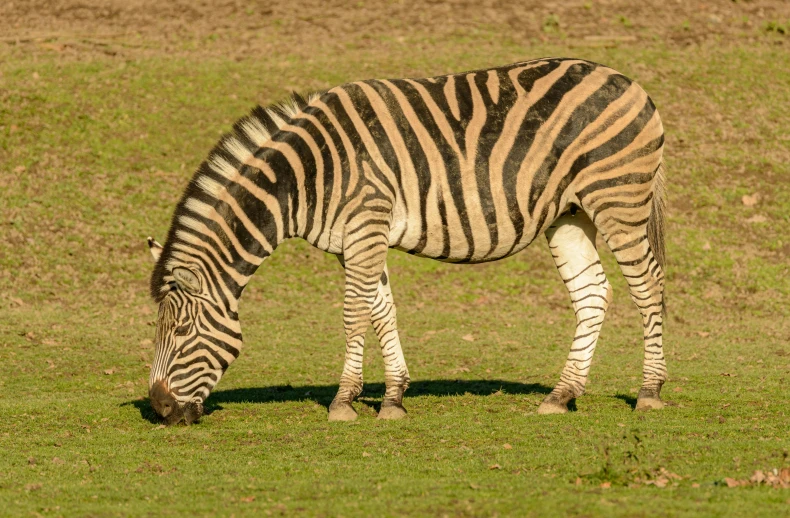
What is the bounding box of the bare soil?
[2,0,790,59]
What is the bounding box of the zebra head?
[146,238,242,425]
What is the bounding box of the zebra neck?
[207,131,317,298]
[258,124,324,244]
[154,102,328,304]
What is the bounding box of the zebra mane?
[150,91,322,302]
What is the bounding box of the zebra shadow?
[614,394,638,410]
[126,379,554,424]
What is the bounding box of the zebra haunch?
[146,58,668,424]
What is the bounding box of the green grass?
[1,32,789,516]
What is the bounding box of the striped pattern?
[148,57,668,423]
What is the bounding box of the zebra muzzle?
[149,381,203,425]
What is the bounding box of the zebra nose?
[149,380,177,418]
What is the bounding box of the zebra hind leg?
[328,218,391,422]
[538,211,612,415]
[599,217,667,411]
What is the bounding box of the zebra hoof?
[328,402,358,421]
[377,404,407,420]
[537,401,568,415]
[635,397,664,411]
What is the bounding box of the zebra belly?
[388,192,542,264]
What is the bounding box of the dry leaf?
[39,42,65,52]
[741,193,759,207]
[663,469,683,480]
[697,331,710,338]
[691,483,700,488]
[600,481,611,489]
[574,477,582,486]
[489,464,501,470]
[461,334,475,342]
[240,496,255,503]
[362,451,371,457]
[503,444,512,450]
[737,467,790,488]
[673,387,682,392]
[702,242,711,251]
[745,214,767,223]
[104,368,116,375]
[469,483,479,490]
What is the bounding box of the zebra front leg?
[538,212,612,415]
[328,219,391,422]
[333,258,411,420]
[371,264,410,420]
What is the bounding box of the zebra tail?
[647,160,667,316]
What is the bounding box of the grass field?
[1,1,790,516]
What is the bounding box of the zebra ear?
[172,267,201,293]
[147,237,163,263]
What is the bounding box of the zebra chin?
[149,380,205,426]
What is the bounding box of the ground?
[1,0,789,516]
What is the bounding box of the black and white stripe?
[148,57,667,423]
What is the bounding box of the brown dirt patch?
[2,1,789,59]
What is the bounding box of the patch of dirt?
[1,0,789,59]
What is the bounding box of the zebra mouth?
[151,399,203,426]
[150,380,205,425]
[154,399,204,426]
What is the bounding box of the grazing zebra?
[147,58,667,425]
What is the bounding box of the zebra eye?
[174,322,192,336]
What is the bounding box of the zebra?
[146,57,667,425]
